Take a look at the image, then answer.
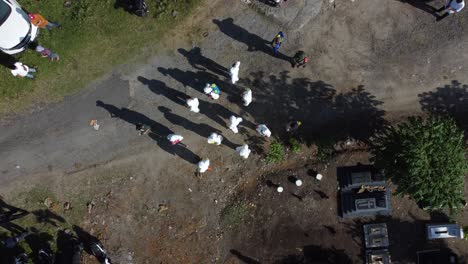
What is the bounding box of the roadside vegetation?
[372,116,467,212]
[0,0,201,115]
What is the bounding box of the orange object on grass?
[28,13,49,28]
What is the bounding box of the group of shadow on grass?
[0,199,111,264]
[96,18,468,169]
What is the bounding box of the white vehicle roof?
[0,0,31,50]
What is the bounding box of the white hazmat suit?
[236,144,251,159]
[230,61,241,84]
[256,124,271,137]
[207,133,223,145]
[204,83,220,100]
[198,158,210,173]
[186,97,200,113]
[229,116,243,134]
[242,89,252,106]
[167,134,184,145]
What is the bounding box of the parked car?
[0,0,38,54]
[426,224,464,240]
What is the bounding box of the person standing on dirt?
[242,88,252,106]
[291,51,309,68]
[230,61,241,84]
[197,158,211,176]
[28,13,61,31]
[271,32,284,55]
[10,62,36,79]
[207,133,223,145]
[256,124,272,137]
[187,97,200,113]
[286,121,302,132]
[436,0,465,21]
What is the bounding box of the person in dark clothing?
[291,51,309,68]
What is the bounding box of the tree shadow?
[213,18,291,62]
[0,199,29,234]
[55,229,81,264]
[25,228,54,264]
[418,80,468,132]
[396,0,441,18]
[137,76,188,106]
[276,245,353,264]
[31,209,65,227]
[178,47,229,78]
[242,71,386,146]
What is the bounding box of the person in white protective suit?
[242,88,252,106]
[198,158,210,174]
[186,97,200,113]
[207,133,223,145]
[256,124,271,137]
[230,61,241,84]
[236,144,251,159]
[229,116,243,134]
[167,134,184,145]
[203,83,220,100]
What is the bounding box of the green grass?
[265,141,285,163]
[0,0,201,115]
[288,138,301,153]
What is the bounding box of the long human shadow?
[242,71,386,145]
[278,245,353,264]
[25,228,54,264]
[157,67,244,100]
[137,76,187,106]
[0,199,29,234]
[178,47,229,78]
[197,97,257,130]
[158,106,238,150]
[96,100,200,164]
[213,18,291,62]
[396,0,440,18]
[419,80,468,132]
[230,249,261,264]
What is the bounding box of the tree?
[372,116,467,210]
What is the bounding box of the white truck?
[0,0,38,54]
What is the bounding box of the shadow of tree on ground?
[419,80,468,132]
[242,71,387,146]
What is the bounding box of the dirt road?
[1,0,468,262]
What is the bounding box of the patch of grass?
[288,138,301,153]
[316,138,335,163]
[0,0,202,115]
[265,141,285,163]
[221,201,250,228]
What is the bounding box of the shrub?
[288,138,301,153]
[316,138,335,162]
[266,141,285,163]
[372,116,467,210]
